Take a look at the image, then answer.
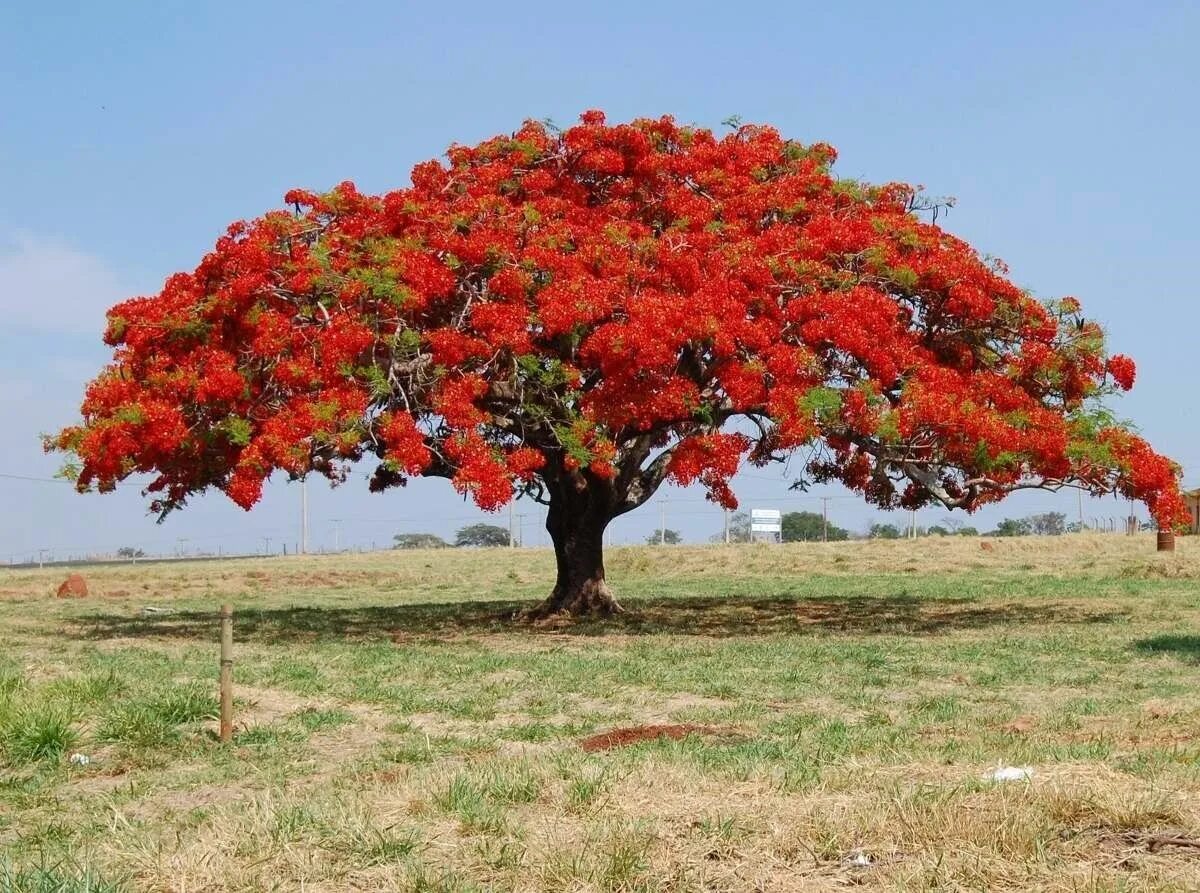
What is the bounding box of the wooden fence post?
[219,603,233,742]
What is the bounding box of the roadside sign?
[751,508,782,534]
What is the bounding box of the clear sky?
[2,1,1197,560]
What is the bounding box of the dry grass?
[1,533,1200,891]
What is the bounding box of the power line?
[0,472,141,489]
[0,472,78,484]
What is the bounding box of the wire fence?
[0,464,1158,566]
[0,494,1151,569]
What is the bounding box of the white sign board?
[751,508,782,533]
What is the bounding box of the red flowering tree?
[52,112,1186,616]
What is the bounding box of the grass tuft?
[2,706,79,765]
[0,856,125,893]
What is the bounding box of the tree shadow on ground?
[66,592,1129,645]
[1133,634,1200,663]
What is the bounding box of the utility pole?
[508,501,515,548]
[821,497,830,542]
[659,500,667,545]
[300,479,309,555]
[723,508,730,545]
[1077,489,1085,533]
[262,536,272,555]
[331,519,342,553]
[909,509,917,539]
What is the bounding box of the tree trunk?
[529,483,623,618]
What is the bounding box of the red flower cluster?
[50,112,1188,528]
[1106,354,1136,391]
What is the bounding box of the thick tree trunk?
[529,484,623,618]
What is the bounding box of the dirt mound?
[56,573,89,598]
[580,723,733,752]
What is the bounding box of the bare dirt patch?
[579,723,741,752]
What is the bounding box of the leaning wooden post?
[219,603,234,742]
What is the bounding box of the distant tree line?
[395,523,512,549]
[985,511,1067,537]
[394,509,1076,550]
[713,510,851,543]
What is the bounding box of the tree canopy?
[869,523,902,540]
[991,518,1033,537]
[781,510,849,541]
[393,532,448,549]
[647,529,682,545]
[455,523,510,548]
[50,111,1187,615]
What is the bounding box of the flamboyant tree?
[52,112,1187,615]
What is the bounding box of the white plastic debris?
[986,765,1034,782]
[68,752,90,766]
[843,851,872,867]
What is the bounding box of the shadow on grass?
[65,593,1129,644]
[1133,634,1200,662]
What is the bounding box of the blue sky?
[1,1,1197,560]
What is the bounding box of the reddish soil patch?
[999,715,1037,735]
[580,723,728,752]
[56,574,89,598]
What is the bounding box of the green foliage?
[394,533,449,550]
[393,328,422,356]
[551,421,594,467]
[1065,406,1120,466]
[0,857,126,893]
[97,686,216,749]
[455,524,510,548]
[646,529,682,545]
[291,708,354,734]
[889,265,919,291]
[517,355,575,390]
[1,706,78,765]
[104,316,128,342]
[991,518,1032,537]
[350,265,411,307]
[798,387,842,424]
[219,415,253,446]
[990,513,1067,537]
[363,365,392,400]
[781,511,849,542]
[52,458,82,483]
[868,523,901,540]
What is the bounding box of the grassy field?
[2,534,1200,891]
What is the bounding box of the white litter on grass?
[68,753,90,766]
[986,765,1034,782]
[842,851,872,867]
